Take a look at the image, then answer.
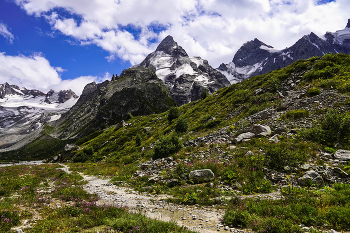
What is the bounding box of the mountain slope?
[218,20,350,83]
[53,67,176,139]
[136,35,230,105]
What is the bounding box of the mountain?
[52,67,176,139]
[0,83,78,151]
[135,35,230,106]
[218,20,350,83]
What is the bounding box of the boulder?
[189,169,215,183]
[298,170,324,187]
[234,132,255,143]
[334,150,350,161]
[252,124,271,136]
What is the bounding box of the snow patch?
[260,45,280,53]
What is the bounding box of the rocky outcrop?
[54,67,177,139]
[218,19,350,83]
[136,35,230,105]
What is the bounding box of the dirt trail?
[59,164,228,232]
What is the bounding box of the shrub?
[223,210,252,228]
[126,112,133,120]
[167,107,180,122]
[265,142,309,170]
[153,134,183,159]
[175,118,189,133]
[201,89,209,100]
[307,87,321,96]
[135,134,142,147]
[302,109,350,146]
[280,109,310,120]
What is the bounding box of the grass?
[223,184,350,232]
[0,164,194,232]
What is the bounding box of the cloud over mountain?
[0,53,108,95]
[13,0,350,67]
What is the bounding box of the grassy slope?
[72,54,350,163]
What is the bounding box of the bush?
[302,109,350,146]
[223,210,252,228]
[265,142,309,170]
[175,118,189,133]
[126,112,133,120]
[307,87,321,96]
[167,107,180,122]
[153,134,183,159]
[280,109,310,120]
[135,134,142,147]
[201,89,208,100]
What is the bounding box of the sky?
[0,0,348,95]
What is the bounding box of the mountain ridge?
[218,20,350,83]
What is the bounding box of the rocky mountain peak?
[155,35,188,57]
[136,35,230,106]
[346,19,350,28]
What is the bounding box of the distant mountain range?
[217,19,350,83]
[0,83,78,151]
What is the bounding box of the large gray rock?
[334,150,350,161]
[252,124,271,136]
[234,132,255,143]
[298,170,324,187]
[189,169,215,183]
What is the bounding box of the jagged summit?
[136,35,230,105]
[346,19,350,28]
[155,35,188,57]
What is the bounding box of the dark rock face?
[55,67,176,139]
[218,19,350,83]
[136,35,230,106]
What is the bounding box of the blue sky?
[0,0,348,95]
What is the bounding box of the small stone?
[268,135,279,143]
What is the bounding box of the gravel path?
[58,164,238,232]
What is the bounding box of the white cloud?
[0,22,14,43]
[14,0,350,67]
[0,53,107,95]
